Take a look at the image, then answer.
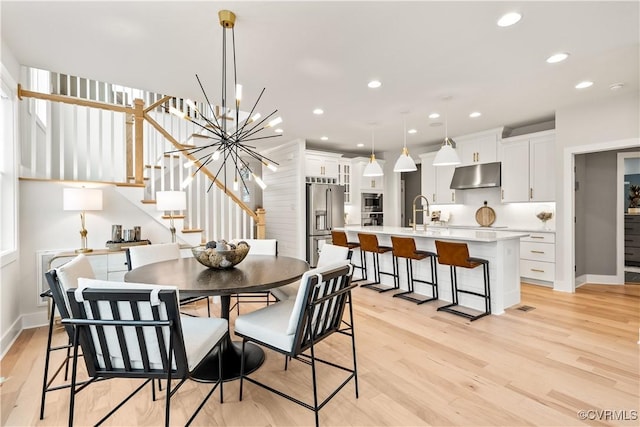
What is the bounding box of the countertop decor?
[192,240,250,269]
[536,211,553,230]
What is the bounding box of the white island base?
[340,226,529,315]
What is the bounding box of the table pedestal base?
[191,338,264,382]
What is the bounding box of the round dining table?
[124,254,309,382]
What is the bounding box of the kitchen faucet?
[412,195,430,231]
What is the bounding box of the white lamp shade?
[393,149,417,172]
[363,155,384,177]
[63,188,103,211]
[156,191,187,211]
[433,141,461,166]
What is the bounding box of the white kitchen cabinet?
[359,158,385,192]
[419,152,458,204]
[455,127,502,165]
[337,160,352,204]
[520,232,555,284]
[499,130,555,203]
[305,150,341,183]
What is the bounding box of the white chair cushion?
[270,282,300,301]
[127,243,180,269]
[55,254,96,315]
[317,244,350,267]
[232,238,277,256]
[180,316,227,371]
[75,278,185,371]
[271,245,349,302]
[234,300,297,352]
[286,261,349,335]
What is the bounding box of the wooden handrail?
[143,112,259,222]
[17,84,135,114]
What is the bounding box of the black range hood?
[449,161,501,190]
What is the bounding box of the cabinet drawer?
[521,232,555,244]
[624,219,640,234]
[625,214,640,224]
[624,246,640,262]
[107,252,129,272]
[624,234,640,247]
[520,241,555,262]
[520,259,554,282]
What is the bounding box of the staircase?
[17,68,264,242]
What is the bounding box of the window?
[29,67,49,125]
[1,75,18,265]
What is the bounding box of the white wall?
[16,181,178,333]
[555,91,640,291]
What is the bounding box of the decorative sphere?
[192,241,250,269]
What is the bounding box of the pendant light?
[363,127,383,177]
[433,98,461,166]
[393,113,417,172]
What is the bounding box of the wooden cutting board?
[475,201,496,227]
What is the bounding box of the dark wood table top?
[124,255,309,296]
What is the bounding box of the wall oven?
[362,193,383,212]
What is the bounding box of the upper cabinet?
[455,127,502,165]
[351,157,385,193]
[305,150,341,183]
[337,160,352,204]
[419,152,458,204]
[499,130,555,203]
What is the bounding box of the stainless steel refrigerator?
[306,183,345,267]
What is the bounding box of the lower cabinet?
[625,215,640,266]
[520,232,555,284]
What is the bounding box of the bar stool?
[331,230,365,282]
[390,236,438,304]
[357,233,396,292]
[434,240,491,321]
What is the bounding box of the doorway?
[619,152,640,283]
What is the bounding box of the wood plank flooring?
[1,283,638,426]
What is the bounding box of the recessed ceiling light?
[429,122,443,127]
[428,113,440,119]
[575,81,593,89]
[274,128,284,133]
[357,143,365,147]
[368,80,382,89]
[469,112,482,118]
[497,12,522,27]
[313,108,324,115]
[408,129,417,134]
[546,52,570,64]
[609,83,625,90]
[320,136,328,141]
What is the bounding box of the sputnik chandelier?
[168,10,282,193]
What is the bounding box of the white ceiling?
[2,1,638,157]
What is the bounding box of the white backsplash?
[428,187,556,231]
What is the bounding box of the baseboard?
[0,311,48,360]
[0,317,22,360]
[584,274,623,285]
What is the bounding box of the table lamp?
[156,191,186,243]
[63,188,103,253]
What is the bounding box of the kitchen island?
[339,226,530,315]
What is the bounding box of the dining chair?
[64,278,228,427]
[270,243,349,301]
[126,243,211,317]
[40,254,96,420]
[235,262,358,427]
[229,238,278,315]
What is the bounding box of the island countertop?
[338,225,530,243]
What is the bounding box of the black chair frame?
[40,272,109,420]
[64,288,225,427]
[437,257,491,321]
[360,250,397,293]
[229,241,279,315]
[237,265,359,427]
[392,251,439,304]
[125,248,211,317]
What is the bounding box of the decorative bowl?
[191,241,250,269]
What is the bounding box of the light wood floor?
[1,283,639,426]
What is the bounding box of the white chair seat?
[234,300,296,352]
[181,316,228,371]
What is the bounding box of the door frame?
[618,151,640,279]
